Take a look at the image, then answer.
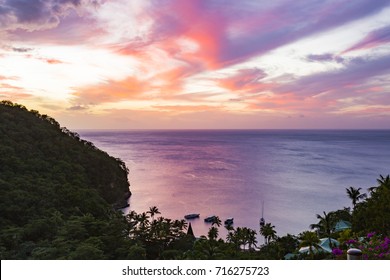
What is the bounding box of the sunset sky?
[1,0,390,129]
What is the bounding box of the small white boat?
[224,218,234,225]
[184,213,200,219]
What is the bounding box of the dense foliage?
[0,101,131,259]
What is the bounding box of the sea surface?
[78,129,390,240]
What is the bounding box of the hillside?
[0,101,132,259]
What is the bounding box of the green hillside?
[0,101,132,259]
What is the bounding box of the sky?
[1,0,390,129]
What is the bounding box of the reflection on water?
[79,130,390,239]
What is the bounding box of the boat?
[204,215,216,223]
[260,217,265,227]
[184,213,200,219]
[260,201,265,227]
[224,218,234,225]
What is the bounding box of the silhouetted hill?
[0,101,132,259]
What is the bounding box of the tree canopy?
[0,101,131,259]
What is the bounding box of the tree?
[299,231,321,258]
[260,223,277,245]
[377,174,390,189]
[368,174,390,194]
[192,238,225,260]
[137,213,150,229]
[346,187,366,209]
[310,211,335,249]
[211,216,222,228]
[207,227,219,241]
[147,206,161,221]
[246,228,257,251]
[353,175,390,235]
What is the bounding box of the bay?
[78,129,390,240]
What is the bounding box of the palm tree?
[299,231,321,258]
[206,216,222,243]
[225,223,234,232]
[154,216,166,239]
[137,212,150,233]
[211,216,222,227]
[377,174,390,188]
[126,210,139,236]
[368,174,390,194]
[239,227,249,250]
[310,211,334,249]
[260,222,277,244]
[171,219,188,237]
[207,226,219,241]
[226,229,241,251]
[147,206,161,221]
[246,228,257,250]
[346,187,366,208]
[193,238,224,259]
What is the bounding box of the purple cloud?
[343,25,390,53]
[67,105,89,111]
[220,0,390,66]
[306,53,344,63]
[12,47,34,53]
[0,0,101,32]
[218,68,271,94]
[277,54,390,101]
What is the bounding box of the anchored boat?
[204,215,216,223]
[184,213,200,219]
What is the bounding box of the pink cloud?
[113,0,390,72]
[218,68,273,94]
[0,82,33,101]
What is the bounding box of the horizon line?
[75,128,390,132]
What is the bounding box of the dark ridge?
[0,100,132,259]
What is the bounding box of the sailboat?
[259,201,265,228]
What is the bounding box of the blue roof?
[334,220,352,232]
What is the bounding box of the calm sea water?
[78,130,390,239]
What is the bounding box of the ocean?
[78,129,390,240]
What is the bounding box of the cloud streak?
[218,68,274,95]
[343,25,390,53]
[128,0,390,69]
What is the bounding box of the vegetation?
[0,101,131,259]
[1,100,389,259]
[346,187,366,209]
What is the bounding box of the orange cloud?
[246,92,338,114]
[45,58,64,64]
[149,64,201,97]
[0,82,33,102]
[72,76,150,105]
[152,104,225,113]
[70,64,197,106]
